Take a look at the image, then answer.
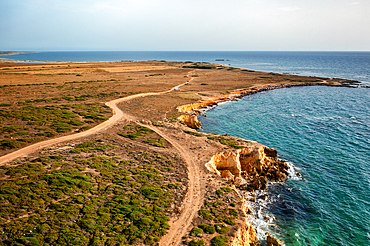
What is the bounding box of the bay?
[199,86,370,245]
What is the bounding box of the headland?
[0,60,357,245]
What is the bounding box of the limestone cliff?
[231,199,259,246]
[231,224,258,246]
[176,101,217,113]
[178,115,201,129]
[206,144,289,192]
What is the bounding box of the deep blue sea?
[1,51,370,84]
[2,51,370,245]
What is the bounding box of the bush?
[211,235,229,246]
[198,224,215,234]
[220,187,233,193]
[199,209,214,221]
[189,239,206,246]
[215,224,229,234]
[190,227,203,237]
[216,189,224,197]
[223,217,236,226]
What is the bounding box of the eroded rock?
[234,177,248,188]
[178,115,201,129]
[266,232,285,246]
[221,170,235,182]
[205,144,289,191]
[231,224,260,246]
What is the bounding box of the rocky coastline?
[176,77,365,245]
[177,78,364,130]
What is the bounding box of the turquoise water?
[199,86,370,245]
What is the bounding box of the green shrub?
[19,237,40,246]
[223,217,236,226]
[216,189,224,197]
[220,187,233,193]
[143,138,167,148]
[167,183,180,189]
[189,239,206,246]
[215,224,230,234]
[190,227,203,237]
[199,209,214,221]
[184,130,203,137]
[198,224,215,234]
[211,235,229,246]
[228,208,238,217]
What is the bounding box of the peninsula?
[0,60,353,245]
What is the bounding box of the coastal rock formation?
[221,170,235,181]
[266,232,285,246]
[178,115,201,129]
[205,145,289,191]
[177,101,217,113]
[231,224,259,246]
[229,197,260,246]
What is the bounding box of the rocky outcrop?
[176,101,217,113]
[205,145,289,191]
[266,233,285,246]
[178,115,201,129]
[231,224,259,246]
[229,195,260,246]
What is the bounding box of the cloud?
[279,6,301,12]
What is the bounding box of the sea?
[1,51,370,245]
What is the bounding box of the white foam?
[286,161,303,181]
[239,160,302,244]
[242,190,280,241]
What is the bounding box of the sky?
[0,0,369,51]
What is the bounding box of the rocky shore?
[175,77,364,245]
[177,78,364,130]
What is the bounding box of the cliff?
[205,145,289,191]
[177,115,202,129]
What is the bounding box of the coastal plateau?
[0,60,354,245]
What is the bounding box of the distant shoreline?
[1,51,369,85]
[0,51,33,56]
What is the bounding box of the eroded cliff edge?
[179,130,289,246]
[178,99,291,245]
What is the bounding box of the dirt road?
[0,82,187,166]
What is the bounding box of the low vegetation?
[118,124,169,148]
[0,103,111,150]
[0,140,187,245]
[184,187,241,245]
[207,135,245,149]
[182,65,216,69]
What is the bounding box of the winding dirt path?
[138,123,202,246]
[0,72,202,245]
[0,82,187,166]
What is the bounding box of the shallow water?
[199,86,370,245]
